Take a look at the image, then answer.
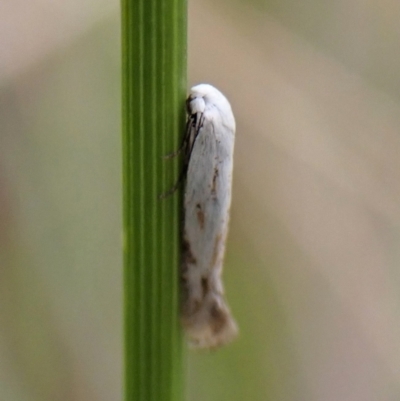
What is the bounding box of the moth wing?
[182,114,237,348]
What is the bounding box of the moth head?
[187,84,235,132]
[186,93,205,115]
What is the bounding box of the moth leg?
[195,112,205,132]
[163,145,184,159]
[158,166,187,199]
[159,114,200,199]
[163,117,193,159]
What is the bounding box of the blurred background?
[2,0,400,400]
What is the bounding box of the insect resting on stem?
[162,83,238,349]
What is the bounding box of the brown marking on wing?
[182,236,197,266]
[211,233,222,268]
[181,236,198,316]
[210,302,229,334]
[201,277,209,297]
[196,203,205,229]
[181,238,196,309]
[211,167,219,194]
[190,299,202,315]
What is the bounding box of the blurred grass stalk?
[121,0,187,400]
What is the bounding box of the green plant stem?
[121,1,187,400]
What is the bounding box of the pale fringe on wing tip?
[182,296,238,349]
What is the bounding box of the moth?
[167,84,238,349]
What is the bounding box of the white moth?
[177,84,238,349]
